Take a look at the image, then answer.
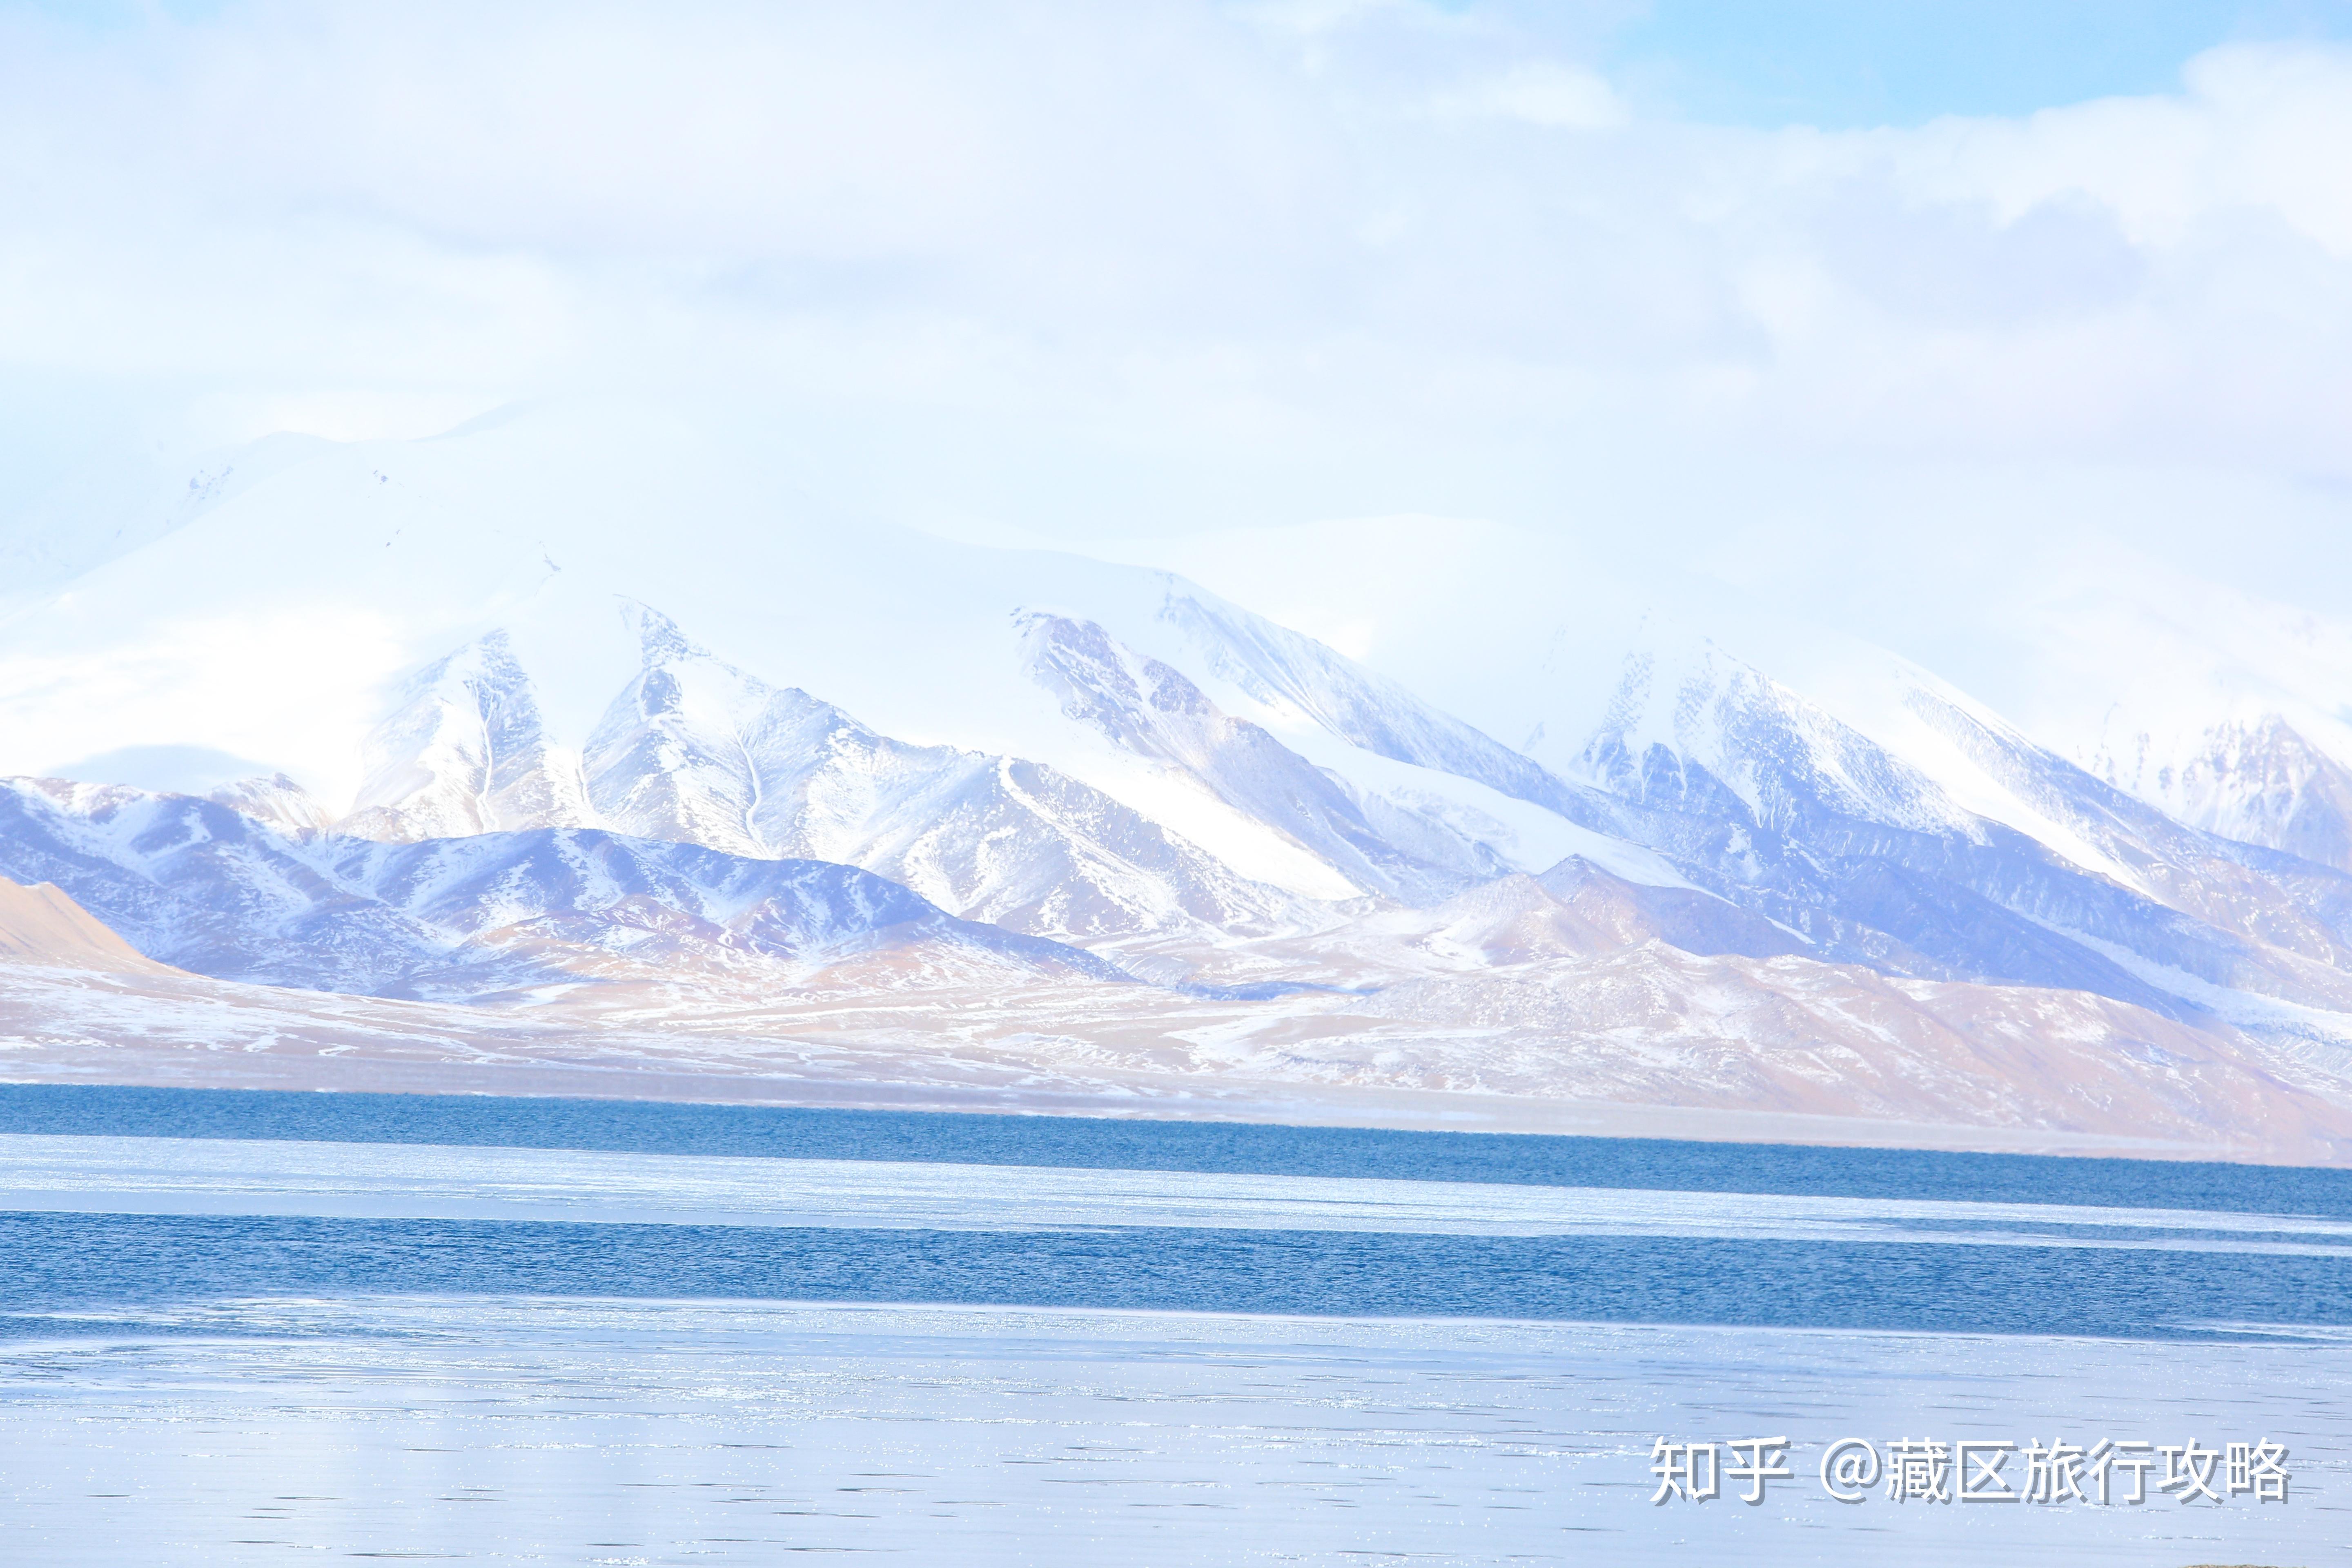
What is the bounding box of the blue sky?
[24,0,2352,125]
[1601,0,2352,124]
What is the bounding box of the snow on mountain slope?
[342,630,598,841]
[27,771,2337,1160]
[0,777,463,996]
[1558,639,1987,843]
[327,828,1129,994]
[1723,636,2352,975]
[0,777,1121,1002]
[1982,557,2352,876]
[1549,636,2352,1036]
[2099,713,2352,874]
[13,401,2352,1138]
[1884,682,2352,953]
[0,405,1677,942]
[205,773,335,840]
[1018,610,1510,905]
[0,434,336,611]
[1059,570,1698,883]
[1138,581,1596,815]
[0,405,1492,822]
[1762,641,2151,889]
[1552,641,2163,999]
[13,797,2329,1159]
[577,604,1306,938]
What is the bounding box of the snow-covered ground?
[0,1297,2343,1566]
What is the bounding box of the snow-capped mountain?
[1982,561,2352,878]
[2090,712,2352,875]
[349,605,1306,941]
[9,401,2352,1153]
[0,777,1119,1002]
[0,404,1645,931]
[1019,609,1512,906]
[342,629,597,842]
[0,433,336,612]
[1548,637,2352,1038]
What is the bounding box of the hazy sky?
[3,0,2349,700]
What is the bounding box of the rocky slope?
[7,407,2352,1151]
[0,777,1123,1002]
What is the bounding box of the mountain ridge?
[7,407,2352,1152]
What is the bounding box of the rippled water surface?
[0,1085,2345,1564]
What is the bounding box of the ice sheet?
[5,1132,2350,1254]
[0,1297,2342,1566]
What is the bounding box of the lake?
[1,1084,2343,1564]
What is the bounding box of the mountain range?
[6,403,2352,1160]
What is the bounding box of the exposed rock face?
[0,777,1123,1002]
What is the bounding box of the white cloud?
[1877,45,2352,257]
[1432,60,1628,129]
[0,1,2345,648]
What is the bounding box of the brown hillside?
[0,878,177,973]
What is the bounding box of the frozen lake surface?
[0,1085,2344,1564]
[2,1299,2345,1566]
[10,1131,2352,1252]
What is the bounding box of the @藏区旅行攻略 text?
[1648,1436,2290,1505]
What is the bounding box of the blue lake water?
[9,1082,2350,1216]
[2,1083,2347,1564]
[4,1212,2350,1340]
